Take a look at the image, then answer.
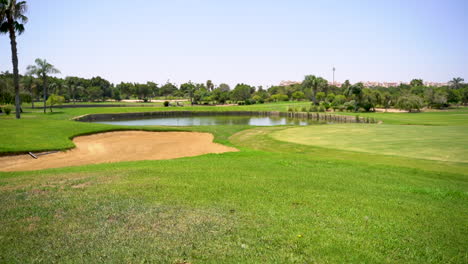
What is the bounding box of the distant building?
[279,80,301,86]
[280,80,447,88]
[328,81,342,87]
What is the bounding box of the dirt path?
[0,131,238,172]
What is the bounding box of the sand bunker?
[0,131,238,172]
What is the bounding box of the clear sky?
[0,0,467,87]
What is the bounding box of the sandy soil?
[0,131,238,172]
[374,108,408,113]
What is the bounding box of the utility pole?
[332,67,335,85]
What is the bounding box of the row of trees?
[1,65,466,113]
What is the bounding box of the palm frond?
[0,21,8,33]
[13,21,24,34]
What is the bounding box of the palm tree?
[449,77,464,89]
[0,0,28,119]
[345,82,364,111]
[26,59,60,113]
[302,75,328,105]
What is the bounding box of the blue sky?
[0,0,467,87]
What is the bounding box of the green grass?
[0,104,467,263]
[337,107,468,126]
[271,124,468,163]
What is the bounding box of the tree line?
[1,66,467,113]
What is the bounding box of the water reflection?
[94,115,317,126]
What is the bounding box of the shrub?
[309,105,318,112]
[344,100,356,111]
[287,106,294,112]
[318,105,325,112]
[320,101,331,111]
[292,91,305,101]
[270,94,289,102]
[301,106,308,112]
[46,94,65,112]
[245,99,256,105]
[2,104,12,115]
[163,101,170,107]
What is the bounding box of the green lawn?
[0,104,466,263]
[337,107,468,126]
[271,124,468,163]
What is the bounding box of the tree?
[342,80,351,91]
[45,94,64,112]
[135,83,151,102]
[270,94,289,102]
[146,82,158,98]
[381,91,392,111]
[26,58,60,113]
[410,79,424,87]
[292,91,305,101]
[0,0,28,118]
[212,87,230,104]
[90,76,111,101]
[302,75,327,105]
[396,94,423,112]
[231,83,253,102]
[116,82,135,99]
[326,93,335,102]
[331,94,346,111]
[316,91,326,102]
[159,82,178,96]
[449,77,464,89]
[180,82,196,104]
[345,82,364,111]
[87,86,103,101]
[361,88,378,112]
[447,89,461,104]
[218,83,230,92]
[206,80,214,91]
[20,75,36,108]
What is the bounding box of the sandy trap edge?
[0,131,238,172]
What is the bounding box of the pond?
[93,115,319,126]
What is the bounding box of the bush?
[344,100,356,112]
[301,106,307,112]
[237,101,245,105]
[318,105,326,112]
[309,105,318,112]
[270,94,289,102]
[292,91,305,101]
[2,105,12,115]
[163,101,170,107]
[245,99,256,105]
[320,101,331,111]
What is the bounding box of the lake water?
[94,115,318,126]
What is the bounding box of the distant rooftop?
[279,80,448,88]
